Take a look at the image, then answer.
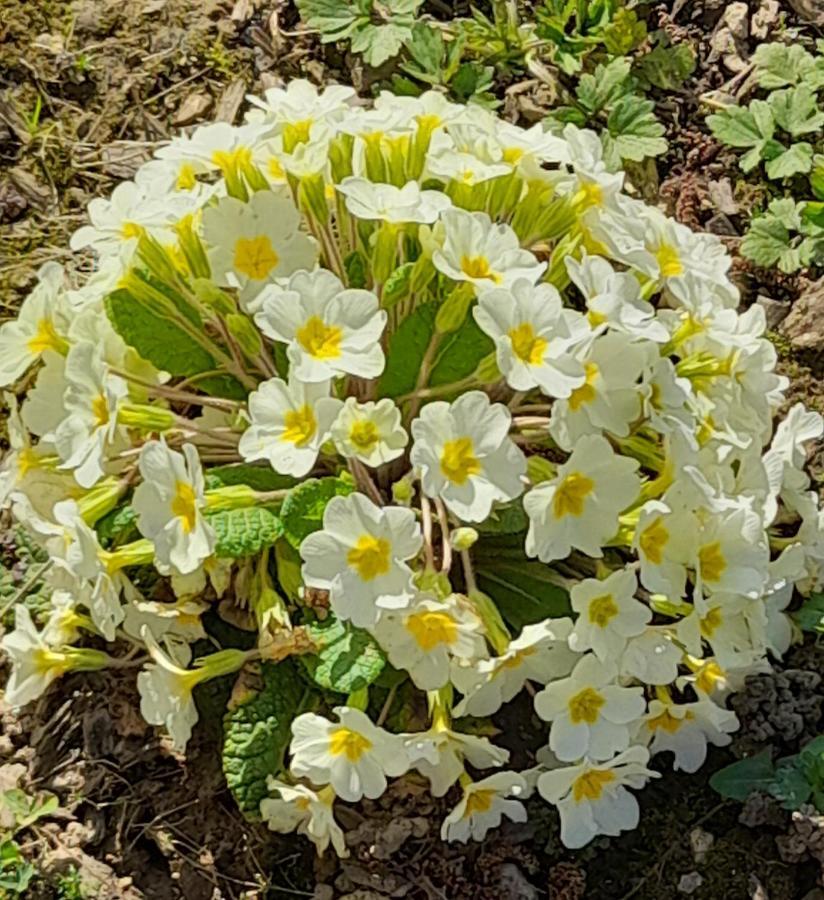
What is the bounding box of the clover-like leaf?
[605,94,667,162]
[753,42,824,90]
[769,85,824,137]
[765,142,814,180]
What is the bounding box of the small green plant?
[535,0,646,74]
[711,736,824,813]
[296,0,424,67]
[0,788,59,896]
[55,867,88,900]
[741,197,824,273]
[547,56,667,168]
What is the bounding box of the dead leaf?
[172,92,213,126]
[214,79,246,124]
[708,178,738,215]
[751,0,780,38]
[231,0,255,22]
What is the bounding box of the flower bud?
[192,278,237,316]
[473,351,502,385]
[226,313,263,358]
[435,284,474,334]
[449,527,478,551]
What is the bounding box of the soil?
[1,1,823,898]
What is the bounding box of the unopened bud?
[450,527,478,551]
[227,313,263,358]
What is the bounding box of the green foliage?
[0,841,34,895]
[296,0,424,67]
[394,24,496,107]
[547,57,667,167]
[473,535,572,630]
[222,660,308,817]
[378,301,493,398]
[712,737,824,813]
[105,274,244,399]
[740,198,824,273]
[280,476,355,550]
[205,463,296,493]
[207,506,283,558]
[95,504,139,548]
[753,42,824,91]
[535,0,646,74]
[793,592,824,633]
[633,31,696,91]
[302,615,386,693]
[0,788,59,895]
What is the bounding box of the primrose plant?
[1,80,823,854]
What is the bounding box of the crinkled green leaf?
[765,142,814,180]
[476,500,528,535]
[207,506,283,558]
[709,749,776,801]
[741,201,805,273]
[222,661,307,817]
[605,94,667,161]
[753,42,824,90]
[95,504,139,548]
[577,57,632,113]
[295,0,362,42]
[769,85,824,137]
[302,614,386,693]
[351,21,411,66]
[601,8,647,56]
[280,476,355,549]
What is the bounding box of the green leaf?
[222,660,308,817]
[206,463,296,493]
[280,476,355,549]
[295,0,361,42]
[709,749,776,801]
[769,86,824,137]
[634,35,696,90]
[576,57,632,113]
[601,8,647,56]
[474,538,571,630]
[753,42,821,89]
[95,504,139,548]
[344,250,369,289]
[793,593,824,632]
[765,142,814,180]
[207,506,283,558]
[302,615,386,693]
[605,94,667,161]
[476,500,528,535]
[741,200,805,273]
[378,302,493,399]
[402,22,445,80]
[707,100,774,149]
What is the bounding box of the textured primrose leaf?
[222,660,307,817]
[205,463,296,493]
[793,592,824,632]
[302,615,386,693]
[207,506,283,558]
[709,749,775,801]
[280,476,355,550]
[95,504,139,548]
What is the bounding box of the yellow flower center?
[295,796,311,812]
[497,646,536,674]
[176,163,197,191]
[91,393,110,428]
[283,119,313,153]
[346,534,391,581]
[296,315,343,360]
[698,542,726,583]
[508,322,547,366]
[648,708,693,734]
[572,768,616,803]
[552,471,594,519]
[349,419,380,453]
[639,518,669,565]
[460,254,501,283]
[211,146,252,173]
[171,481,198,534]
[694,661,724,696]
[440,437,481,485]
[329,727,372,762]
[587,309,608,327]
[17,447,39,478]
[655,243,684,278]
[503,146,524,164]
[267,156,286,180]
[588,594,619,628]
[567,362,599,411]
[233,235,280,280]
[463,789,495,817]
[568,687,605,724]
[700,606,723,638]
[121,221,144,241]
[577,181,604,209]
[27,317,63,355]
[281,404,317,447]
[405,610,458,652]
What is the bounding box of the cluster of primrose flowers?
[0,80,822,854]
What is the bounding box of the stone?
[756,295,791,330]
[780,279,824,353]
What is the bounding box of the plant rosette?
[1,79,822,855]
